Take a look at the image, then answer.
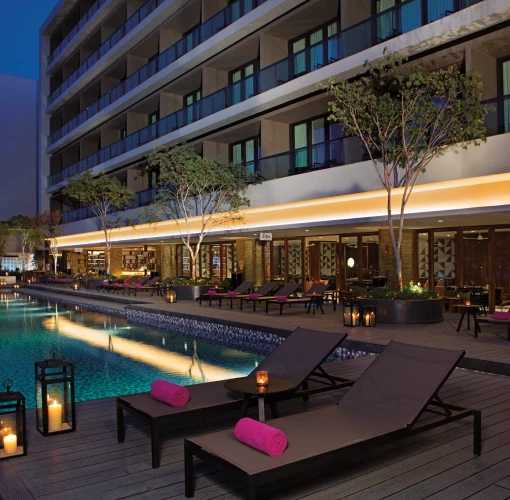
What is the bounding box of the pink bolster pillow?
[276,296,288,302]
[228,291,237,297]
[150,380,190,408]
[494,311,510,320]
[114,282,119,287]
[208,290,217,295]
[249,293,260,300]
[123,283,130,287]
[234,418,287,457]
[103,280,109,285]
[135,284,142,288]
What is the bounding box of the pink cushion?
[135,284,142,288]
[276,296,288,302]
[114,283,119,287]
[228,291,237,297]
[249,293,260,300]
[208,290,217,295]
[123,283,130,287]
[234,418,287,457]
[103,280,109,285]
[150,380,190,408]
[494,311,510,320]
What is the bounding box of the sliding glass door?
[231,136,260,174]
[230,61,257,105]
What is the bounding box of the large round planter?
[358,298,444,324]
[174,285,212,300]
[86,279,106,290]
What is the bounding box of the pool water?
[0,294,265,407]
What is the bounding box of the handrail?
[48,0,267,144]
[48,0,483,185]
[47,0,108,66]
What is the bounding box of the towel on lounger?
[228,291,237,297]
[150,380,190,407]
[208,290,217,295]
[276,296,288,302]
[234,418,287,456]
[249,293,260,300]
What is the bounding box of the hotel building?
[38,0,510,307]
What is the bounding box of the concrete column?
[260,120,289,157]
[160,92,182,117]
[127,112,148,134]
[110,248,124,276]
[101,128,121,148]
[260,34,288,69]
[341,0,371,30]
[101,76,121,95]
[466,45,497,100]
[202,0,227,22]
[127,0,146,18]
[127,55,147,77]
[160,26,181,52]
[160,244,177,278]
[202,67,228,97]
[378,228,415,290]
[80,139,99,158]
[126,168,148,191]
[101,25,116,43]
[202,141,229,163]
[63,149,80,168]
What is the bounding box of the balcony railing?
[48,0,167,105]
[483,95,510,137]
[47,0,108,66]
[47,0,267,144]
[48,0,482,186]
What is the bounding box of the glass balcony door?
[184,88,202,125]
[230,61,257,105]
[230,136,260,174]
[501,60,510,133]
[375,0,397,42]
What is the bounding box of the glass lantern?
[0,379,27,460]
[343,300,360,327]
[362,305,377,327]
[166,287,177,303]
[35,349,76,436]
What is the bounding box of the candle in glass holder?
[364,313,370,325]
[48,399,62,432]
[3,433,17,455]
[256,371,269,387]
[352,312,359,324]
[0,426,12,440]
[466,300,471,306]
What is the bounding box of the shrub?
[361,282,437,300]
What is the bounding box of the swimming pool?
[0,294,368,408]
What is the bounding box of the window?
[230,136,260,174]
[121,128,127,139]
[183,24,200,53]
[149,111,159,124]
[291,115,344,171]
[500,60,510,132]
[229,60,258,105]
[290,21,339,77]
[184,88,202,124]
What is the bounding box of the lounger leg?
[246,477,257,500]
[473,409,482,456]
[302,380,309,402]
[240,395,251,417]
[258,396,265,422]
[184,441,195,498]
[151,422,161,468]
[116,404,125,443]
[269,400,280,419]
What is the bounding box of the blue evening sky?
[0,0,59,80]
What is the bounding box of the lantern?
[35,349,76,436]
[13,284,19,289]
[0,379,26,460]
[27,279,31,285]
[343,301,360,327]
[73,282,79,291]
[166,287,177,303]
[256,371,269,387]
[362,305,376,327]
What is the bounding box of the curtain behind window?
[309,29,324,70]
[293,123,308,169]
[377,0,396,41]
[427,0,454,23]
[502,62,510,133]
[292,38,306,76]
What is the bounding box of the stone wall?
[109,249,123,276]
[236,240,264,285]
[160,244,177,278]
[378,228,416,289]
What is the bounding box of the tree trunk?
[190,254,197,281]
[395,250,403,292]
[53,255,58,274]
[103,228,110,275]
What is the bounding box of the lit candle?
[3,434,17,455]
[0,426,12,440]
[466,300,471,306]
[364,314,370,325]
[352,312,359,324]
[256,371,269,387]
[48,399,62,432]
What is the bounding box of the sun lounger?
[151,277,172,296]
[123,276,151,295]
[266,283,330,315]
[197,280,256,306]
[185,341,481,500]
[219,282,280,309]
[129,276,162,296]
[239,283,301,311]
[98,275,138,293]
[116,327,352,468]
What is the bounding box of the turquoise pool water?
[0,294,265,408]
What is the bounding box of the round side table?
[224,376,294,422]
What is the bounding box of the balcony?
[47,0,267,146]
[484,95,510,137]
[47,0,108,67]
[48,0,167,106]
[48,0,484,187]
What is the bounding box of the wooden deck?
[3,356,510,500]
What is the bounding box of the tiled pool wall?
[126,308,372,361]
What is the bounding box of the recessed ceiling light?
[305,230,309,232]
[471,231,475,233]
[254,233,257,236]
[447,234,451,237]
[437,220,443,223]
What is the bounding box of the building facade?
[38,0,510,306]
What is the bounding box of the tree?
[39,210,64,274]
[62,172,134,274]
[9,215,42,272]
[324,55,488,290]
[0,223,11,270]
[144,144,254,280]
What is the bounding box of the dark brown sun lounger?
[116,327,353,468]
[151,277,172,296]
[240,283,301,311]
[219,281,280,309]
[123,276,151,295]
[266,283,330,315]
[184,342,481,500]
[129,276,161,296]
[197,280,256,306]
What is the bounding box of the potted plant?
[169,277,222,301]
[357,282,443,324]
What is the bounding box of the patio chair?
[266,283,329,315]
[122,276,151,295]
[128,276,162,296]
[116,327,353,468]
[185,341,481,500]
[239,283,301,312]
[218,282,279,309]
[197,280,256,306]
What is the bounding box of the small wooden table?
[224,376,294,422]
[477,317,510,341]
